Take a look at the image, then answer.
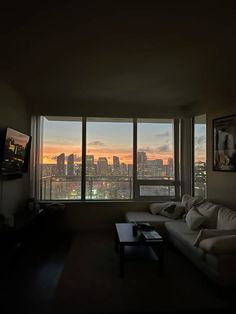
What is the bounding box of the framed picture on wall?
[213,114,236,171]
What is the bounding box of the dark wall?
[207,103,236,209]
[0,81,30,218]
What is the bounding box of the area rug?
[50,231,231,313]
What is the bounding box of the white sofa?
[125,195,236,287]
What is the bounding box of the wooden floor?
[0,231,73,314]
[1,229,236,314]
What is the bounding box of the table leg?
[157,242,164,274]
[114,228,118,253]
[120,244,124,277]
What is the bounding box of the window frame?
[134,118,180,201]
[34,116,180,202]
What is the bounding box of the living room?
[0,1,236,313]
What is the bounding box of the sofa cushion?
[165,220,199,246]
[181,194,205,212]
[185,207,206,230]
[199,235,236,255]
[196,201,219,228]
[125,211,171,224]
[217,207,236,230]
[194,228,236,247]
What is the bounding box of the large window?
[86,118,133,200]
[40,117,82,200]
[193,114,207,198]
[136,119,176,198]
[36,116,179,201]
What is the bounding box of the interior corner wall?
[207,106,236,209]
[0,82,30,217]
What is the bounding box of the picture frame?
[213,114,236,171]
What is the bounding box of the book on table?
[141,230,161,240]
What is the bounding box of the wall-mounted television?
[0,127,31,179]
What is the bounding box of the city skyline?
[41,151,177,181]
[41,118,175,164]
[41,117,206,165]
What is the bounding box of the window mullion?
[81,117,87,201]
[174,119,180,200]
[133,118,137,200]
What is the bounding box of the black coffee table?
[115,223,164,277]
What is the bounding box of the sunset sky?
[42,117,206,164]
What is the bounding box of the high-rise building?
[137,151,147,164]
[137,151,148,178]
[86,155,96,175]
[128,164,133,177]
[113,156,120,175]
[120,162,128,176]
[86,155,94,166]
[167,157,174,178]
[57,153,65,175]
[42,164,57,177]
[145,159,163,177]
[67,154,74,175]
[194,161,206,197]
[97,157,108,176]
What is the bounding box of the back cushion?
[196,201,219,228]
[181,194,205,212]
[217,207,236,230]
[185,207,206,230]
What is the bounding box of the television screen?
[1,127,31,177]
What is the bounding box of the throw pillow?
[217,207,236,230]
[149,202,173,215]
[185,207,206,230]
[196,201,219,229]
[194,228,236,247]
[160,204,185,219]
[199,235,236,255]
[181,194,205,212]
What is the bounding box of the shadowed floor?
[0,232,73,314]
[51,230,234,314]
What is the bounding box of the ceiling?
[1,1,236,112]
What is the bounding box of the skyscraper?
[146,159,163,177]
[167,157,174,178]
[137,151,147,164]
[120,162,128,176]
[57,153,65,176]
[128,164,133,177]
[137,151,147,178]
[67,154,74,175]
[113,156,120,175]
[86,155,96,175]
[86,155,94,166]
[97,157,108,176]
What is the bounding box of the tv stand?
[0,208,45,264]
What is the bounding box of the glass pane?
[137,119,174,180]
[194,114,207,198]
[40,117,82,200]
[86,118,133,200]
[140,185,175,197]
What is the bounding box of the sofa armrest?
[194,228,236,247]
[199,235,236,255]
